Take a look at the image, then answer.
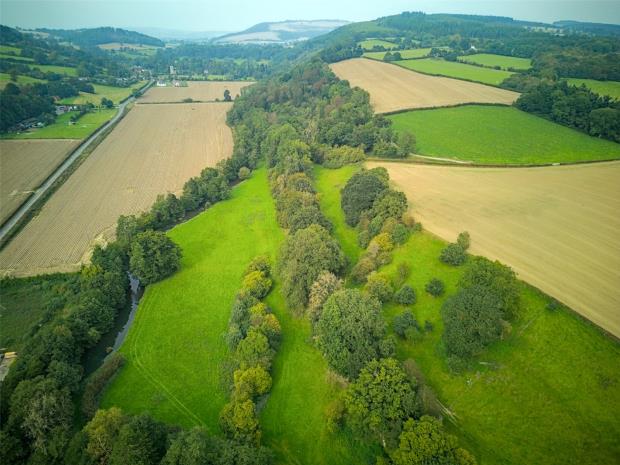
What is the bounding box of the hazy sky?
[1,0,619,32]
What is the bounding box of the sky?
[1,0,619,32]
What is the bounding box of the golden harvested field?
[0,103,234,276]
[0,139,79,224]
[139,81,253,103]
[368,161,620,338]
[330,58,519,113]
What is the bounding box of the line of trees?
[220,257,279,457]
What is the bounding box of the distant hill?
[554,20,620,37]
[215,19,350,44]
[36,27,164,47]
[131,27,230,41]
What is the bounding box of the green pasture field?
[358,38,398,50]
[388,105,620,164]
[315,166,620,465]
[567,78,620,100]
[363,47,432,60]
[0,53,34,62]
[60,82,148,105]
[0,275,69,352]
[29,63,78,76]
[1,109,116,139]
[458,53,532,70]
[396,58,514,86]
[0,72,45,89]
[102,169,284,430]
[0,45,21,54]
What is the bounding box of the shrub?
[238,166,251,180]
[365,272,394,303]
[241,271,272,300]
[441,285,504,361]
[393,311,418,338]
[245,255,271,276]
[129,230,181,285]
[350,256,376,284]
[219,399,261,446]
[233,366,272,400]
[236,329,273,370]
[316,289,385,378]
[307,271,343,323]
[394,285,416,305]
[341,168,388,226]
[457,231,471,250]
[425,278,445,297]
[439,243,467,266]
[81,354,125,419]
[323,145,365,168]
[397,262,411,285]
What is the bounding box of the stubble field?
[368,161,620,338]
[0,102,234,276]
[329,58,518,113]
[0,139,80,224]
[139,81,253,103]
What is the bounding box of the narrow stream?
[82,273,144,376]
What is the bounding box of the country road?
[0,83,151,242]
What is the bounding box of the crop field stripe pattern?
[329,58,518,114]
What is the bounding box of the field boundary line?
[365,157,620,169]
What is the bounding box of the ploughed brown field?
[0,103,234,276]
[330,58,519,113]
[0,139,80,224]
[139,81,253,103]
[368,161,620,338]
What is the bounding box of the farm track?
[368,161,620,338]
[329,58,519,113]
[0,102,235,276]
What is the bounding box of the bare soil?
[330,58,519,113]
[0,103,234,276]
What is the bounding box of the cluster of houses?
[55,104,80,115]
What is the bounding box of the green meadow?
[60,82,148,105]
[358,38,398,50]
[0,45,21,54]
[315,166,620,465]
[363,47,432,60]
[0,72,45,89]
[458,53,532,70]
[0,53,34,62]
[388,105,620,164]
[29,63,78,76]
[396,58,514,86]
[567,78,620,100]
[1,109,116,139]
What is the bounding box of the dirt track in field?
[0,103,234,276]
[0,139,79,224]
[140,81,253,103]
[367,161,620,338]
[330,58,519,113]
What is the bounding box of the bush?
[350,256,376,284]
[219,399,261,446]
[245,255,271,276]
[307,271,342,323]
[241,271,272,300]
[322,145,365,168]
[394,285,416,305]
[233,366,272,400]
[439,243,467,266]
[81,354,125,419]
[129,230,181,285]
[365,272,393,303]
[425,278,445,297]
[341,168,388,226]
[238,166,251,180]
[393,311,418,338]
[457,231,470,250]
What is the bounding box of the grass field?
[567,78,620,100]
[0,139,80,223]
[0,103,233,276]
[0,73,45,89]
[0,45,21,54]
[29,64,77,76]
[388,105,620,164]
[358,39,398,50]
[1,109,116,140]
[60,82,148,105]
[102,169,283,429]
[316,166,620,465]
[0,53,34,62]
[396,58,514,86]
[363,47,432,60]
[330,59,518,113]
[458,53,532,71]
[139,81,252,103]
